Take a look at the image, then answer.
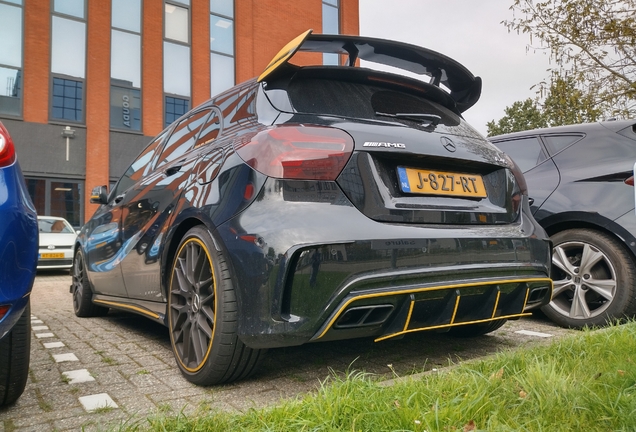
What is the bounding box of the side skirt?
[92,294,168,326]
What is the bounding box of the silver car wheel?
[550,240,616,320]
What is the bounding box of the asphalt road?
[0,271,576,431]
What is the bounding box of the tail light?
[625,176,634,186]
[234,125,354,180]
[0,305,10,320]
[0,122,16,168]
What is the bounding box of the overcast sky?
[359,0,553,135]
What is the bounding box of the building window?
[164,1,191,126]
[210,0,234,97]
[322,0,339,65]
[0,0,23,117]
[51,1,86,122]
[111,0,142,131]
[52,77,83,122]
[26,178,84,228]
[165,96,189,127]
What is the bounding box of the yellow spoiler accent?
[257,29,313,83]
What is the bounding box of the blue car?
[0,121,38,406]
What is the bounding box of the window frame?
[49,1,87,124]
[492,135,549,173]
[110,0,143,133]
[0,0,24,119]
[209,1,235,98]
[163,0,192,126]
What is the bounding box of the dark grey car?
[491,120,636,328]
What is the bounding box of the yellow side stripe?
[93,299,160,319]
[403,301,415,332]
[491,290,502,319]
[449,295,461,324]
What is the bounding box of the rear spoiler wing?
[258,30,482,113]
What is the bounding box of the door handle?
[528,197,535,206]
[113,194,125,204]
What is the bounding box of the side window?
[156,109,211,168]
[543,134,583,155]
[110,131,167,199]
[494,137,547,173]
[195,110,221,148]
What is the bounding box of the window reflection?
[52,77,83,122]
[209,0,233,17]
[165,96,189,127]
[165,3,189,43]
[51,16,86,78]
[322,0,339,65]
[53,0,85,18]
[209,16,233,55]
[112,0,141,32]
[111,30,141,87]
[210,53,234,97]
[0,67,21,116]
[164,42,191,97]
[157,109,209,167]
[210,0,234,98]
[0,3,22,68]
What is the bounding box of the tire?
[542,229,636,328]
[449,319,507,337]
[0,301,31,407]
[168,226,265,385]
[72,250,109,317]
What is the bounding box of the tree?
[486,75,604,136]
[486,98,548,136]
[504,0,636,118]
[542,74,603,125]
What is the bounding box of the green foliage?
[486,98,548,136]
[487,75,604,136]
[504,0,636,119]
[128,322,636,432]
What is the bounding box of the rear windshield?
[287,78,462,129]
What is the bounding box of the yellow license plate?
[41,253,64,259]
[397,167,487,198]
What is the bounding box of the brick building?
[0,0,359,226]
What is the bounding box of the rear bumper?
[215,178,551,349]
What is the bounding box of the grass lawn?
[124,322,636,431]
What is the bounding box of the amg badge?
[363,141,406,149]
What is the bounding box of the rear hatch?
[263,69,522,225]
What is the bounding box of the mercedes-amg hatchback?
[72,31,553,385]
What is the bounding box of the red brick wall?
[23,1,50,124]
[142,0,164,138]
[85,0,112,219]
[192,1,211,107]
[236,0,331,84]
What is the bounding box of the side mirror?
[90,185,109,204]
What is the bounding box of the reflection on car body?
[71,31,553,385]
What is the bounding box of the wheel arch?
[540,211,636,260]
[161,217,207,296]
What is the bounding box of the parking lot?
[0,271,576,431]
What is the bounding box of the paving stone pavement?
[0,271,577,431]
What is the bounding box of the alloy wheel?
[72,253,85,312]
[550,240,617,320]
[169,238,216,372]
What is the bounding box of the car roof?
[489,119,636,141]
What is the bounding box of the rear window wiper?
[375,112,442,129]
